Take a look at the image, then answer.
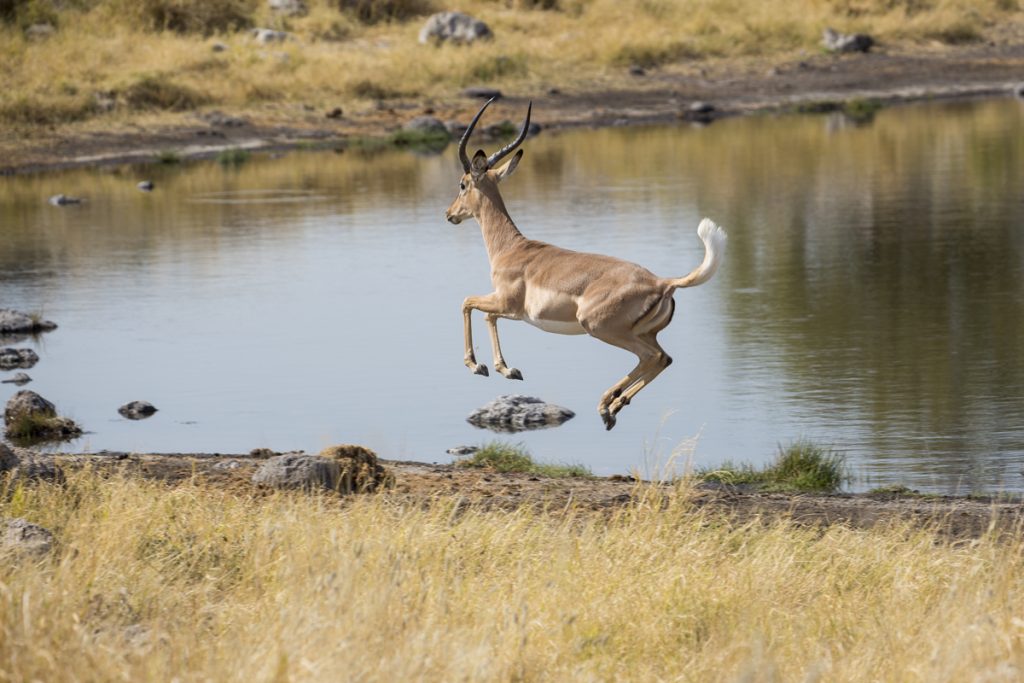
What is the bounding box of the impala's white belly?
[523,317,587,335]
[522,287,586,335]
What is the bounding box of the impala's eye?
[459,181,466,191]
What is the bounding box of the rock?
[419,12,492,45]
[682,101,717,123]
[447,445,479,457]
[325,107,343,119]
[4,390,83,442]
[462,86,502,100]
[199,111,249,127]
[252,445,391,493]
[0,348,39,371]
[628,65,646,76]
[0,309,57,335]
[250,447,278,458]
[0,518,54,559]
[212,459,242,470]
[24,23,55,40]
[467,395,575,433]
[118,401,158,420]
[403,115,448,135]
[137,180,154,191]
[1,373,32,386]
[0,443,18,473]
[211,41,228,52]
[0,443,58,481]
[251,28,291,44]
[269,0,307,16]
[822,27,874,53]
[1015,83,1024,98]
[48,194,82,206]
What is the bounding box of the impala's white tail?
[670,218,727,289]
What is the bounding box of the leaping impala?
[445,98,727,430]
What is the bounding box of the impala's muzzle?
[445,210,463,225]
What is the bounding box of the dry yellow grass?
[2,469,1024,681]
[0,0,1021,130]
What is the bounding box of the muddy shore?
[3,42,1023,174]
[24,449,1023,541]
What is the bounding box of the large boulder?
[252,446,390,493]
[0,442,59,481]
[467,395,575,433]
[0,518,54,559]
[419,12,492,45]
[0,309,57,335]
[0,348,39,370]
[4,391,82,442]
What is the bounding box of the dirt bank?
[36,450,1024,541]
[3,42,1023,175]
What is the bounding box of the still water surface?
[2,98,1022,492]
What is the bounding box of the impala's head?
[445,98,531,225]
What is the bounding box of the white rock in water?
[467,395,574,433]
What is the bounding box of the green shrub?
[112,0,257,34]
[700,440,849,492]
[455,442,592,479]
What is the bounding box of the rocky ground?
[2,42,1023,174]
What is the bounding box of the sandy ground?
[2,42,1023,174]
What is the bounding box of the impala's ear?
[470,150,489,179]
[494,149,523,183]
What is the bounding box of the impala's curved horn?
[459,97,496,172]
[487,101,532,169]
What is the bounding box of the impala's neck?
[474,185,524,263]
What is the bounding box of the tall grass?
[2,469,1024,680]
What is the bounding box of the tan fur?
[446,130,726,430]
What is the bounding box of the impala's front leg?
[462,297,489,376]
[485,313,523,380]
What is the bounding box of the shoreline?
[2,43,1023,175]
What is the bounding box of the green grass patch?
[155,149,181,164]
[700,440,848,492]
[455,442,592,479]
[216,147,251,165]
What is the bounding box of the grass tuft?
[700,440,849,492]
[455,441,592,478]
[121,74,207,111]
[332,0,434,25]
[216,147,251,165]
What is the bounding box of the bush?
[112,0,257,34]
[121,75,207,111]
[332,0,433,25]
[700,440,849,492]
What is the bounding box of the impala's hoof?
[601,411,616,431]
[506,368,523,381]
[473,363,489,377]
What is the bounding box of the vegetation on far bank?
[1,0,1021,131]
[3,469,1024,680]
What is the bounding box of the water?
[2,98,1022,493]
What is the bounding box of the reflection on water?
[1,98,1022,493]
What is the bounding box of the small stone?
[211,41,228,53]
[251,28,290,44]
[1,373,32,386]
[462,87,502,100]
[24,23,55,40]
[628,65,646,76]
[1014,83,1024,98]
[269,0,307,17]
[118,401,158,420]
[682,101,716,123]
[213,460,242,470]
[0,348,39,371]
[547,88,562,95]
[447,445,479,457]
[48,194,82,206]
[325,107,343,119]
[403,115,448,135]
[0,518,54,559]
[822,27,874,53]
[199,111,249,127]
[137,180,154,191]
